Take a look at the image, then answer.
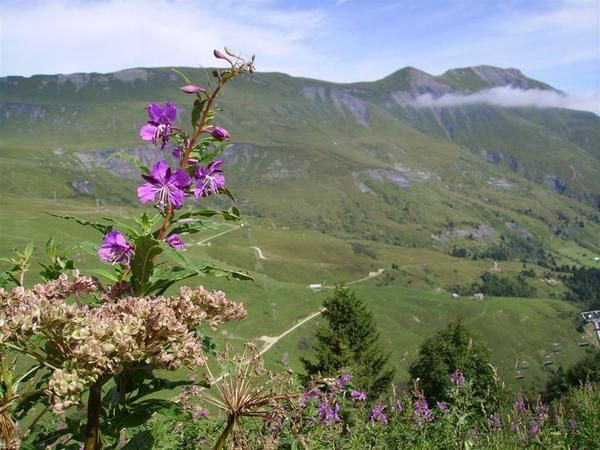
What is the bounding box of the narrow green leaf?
[92,269,120,282]
[47,214,113,235]
[171,68,192,84]
[130,236,163,296]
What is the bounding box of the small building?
[451,293,460,299]
[594,257,600,262]
[309,284,322,292]
[473,293,485,301]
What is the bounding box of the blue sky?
[1,0,599,94]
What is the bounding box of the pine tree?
[301,286,394,399]
[409,319,494,402]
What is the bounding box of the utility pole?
[581,310,600,345]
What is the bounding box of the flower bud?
[211,127,230,141]
[180,84,207,95]
[212,69,221,79]
[213,49,231,62]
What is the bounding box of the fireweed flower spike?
[195,160,225,198]
[165,234,185,250]
[98,231,134,265]
[450,369,465,387]
[138,160,191,211]
[351,389,366,401]
[139,101,177,149]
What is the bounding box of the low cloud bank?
[410,86,599,115]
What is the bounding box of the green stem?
[84,381,104,450]
[213,415,236,450]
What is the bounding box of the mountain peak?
[439,65,557,92]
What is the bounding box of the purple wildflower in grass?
[269,416,283,435]
[317,399,340,426]
[510,422,519,433]
[514,394,526,413]
[450,369,465,387]
[487,413,502,432]
[470,425,480,443]
[396,399,403,413]
[98,231,134,265]
[351,390,366,401]
[211,126,231,141]
[140,102,177,149]
[194,160,225,198]
[56,422,67,431]
[535,398,548,426]
[138,160,191,212]
[413,389,433,427]
[370,403,388,425]
[165,234,185,250]
[569,418,577,432]
[436,401,449,414]
[300,387,321,408]
[337,373,352,391]
[192,407,208,419]
[529,422,540,437]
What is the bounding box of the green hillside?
[1,64,599,391]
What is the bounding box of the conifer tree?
[301,286,394,399]
[409,319,494,402]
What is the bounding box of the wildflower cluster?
[0,272,246,412]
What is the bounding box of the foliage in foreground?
[141,365,599,450]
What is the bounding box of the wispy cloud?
[410,86,600,115]
[0,0,326,76]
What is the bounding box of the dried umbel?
[0,271,246,412]
[181,342,299,450]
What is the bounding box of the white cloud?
[410,86,600,115]
[0,0,326,76]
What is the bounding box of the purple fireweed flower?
[195,160,225,198]
[535,399,548,426]
[317,399,340,426]
[396,399,403,413]
[436,401,449,413]
[488,413,502,432]
[413,389,433,427]
[165,234,185,250]
[300,387,321,408]
[138,160,191,211]
[211,127,230,141]
[514,395,526,413]
[193,407,208,419]
[140,102,177,149]
[529,422,540,437]
[98,231,134,265]
[370,403,388,425]
[337,373,352,390]
[450,369,465,387]
[351,390,366,401]
[172,147,182,158]
[180,84,207,95]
